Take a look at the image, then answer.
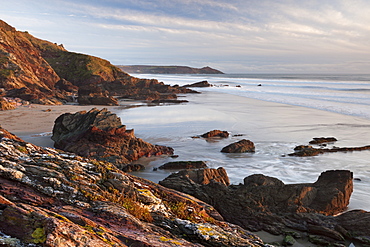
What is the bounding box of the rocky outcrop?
[159,168,367,246]
[158,161,208,170]
[0,126,269,247]
[52,108,174,166]
[0,20,198,108]
[221,139,255,153]
[118,65,224,74]
[183,80,212,87]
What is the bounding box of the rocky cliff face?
[0,126,269,247]
[0,20,196,107]
[0,20,65,104]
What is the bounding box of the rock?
[221,139,255,153]
[160,169,354,241]
[309,137,338,145]
[0,126,270,247]
[78,84,119,106]
[158,161,208,170]
[159,167,230,194]
[200,130,229,138]
[183,80,212,87]
[121,163,145,172]
[0,97,15,110]
[52,108,174,165]
[151,99,188,104]
[289,144,370,157]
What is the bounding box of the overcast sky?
[1,0,370,73]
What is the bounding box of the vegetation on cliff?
[0,19,196,107]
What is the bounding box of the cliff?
[118,65,224,74]
[0,20,196,107]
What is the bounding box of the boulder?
[158,161,208,170]
[221,139,255,153]
[200,130,229,138]
[52,108,174,166]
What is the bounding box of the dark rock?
[200,130,229,138]
[158,161,208,170]
[151,99,188,104]
[52,108,173,165]
[183,81,212,87]
[159,167,230,194]
[78,84,118,106]
[309,137,338,144]
[160,169,354,238]
[289,144,370,157]
[121,163,145,172]
[221,139,255,153]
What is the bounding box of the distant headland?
[117,65,224,74]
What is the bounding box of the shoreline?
[2,91,370,211]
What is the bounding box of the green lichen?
[31,227,46,244]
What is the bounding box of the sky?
[1,0,370,73]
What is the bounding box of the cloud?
[1,0,370,73]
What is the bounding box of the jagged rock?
[183,80,212,87]
[0,97,15,110]
[289,144,370,157]
[159,167,230,195]
[78,84,118,106]
[121,163,145,172]
[221,139,255,153]
[52,108,173,165]
[158,161,208,170]
[309,137,338,145]
[0,126,269,247]
[160,168,357,244]
[200,130,229,138]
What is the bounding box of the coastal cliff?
[0,20,196,107]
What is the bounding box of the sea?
[115,73,370,211]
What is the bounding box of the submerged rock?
[52,108,174,166]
